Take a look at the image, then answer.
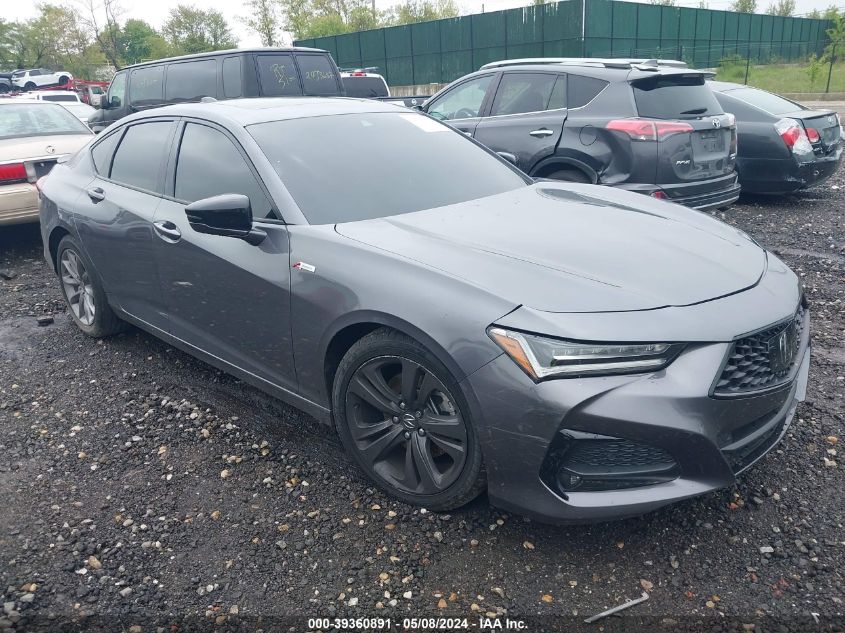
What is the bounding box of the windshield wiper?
[680,107,707,115]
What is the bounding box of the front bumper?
[0,183,39,226]
[462,303,810,524]
[737,149,842,194]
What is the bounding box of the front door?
[152,121,296,392]
[472,72,566,173]
[424,73,497,138]
[72,119,175,329]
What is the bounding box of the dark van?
[88,47,344,133]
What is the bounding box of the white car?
[58,102,96,126]
[0,101,93,225]
[11,68,73,91]
[17,90,81,104]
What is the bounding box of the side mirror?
[185,194,266,245]
[496,151,518,166]
[108,95,121,109]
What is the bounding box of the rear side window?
[256,54,302,96]
[632,74,722,120]
[91,130,122,175]
[223,57,242,98]
[166,60,217,102]
[490,73,557,116]
[175,123,274,219]
[342,76,389,98]
[567,75,608,108]
[110,122,172,193]
[722,87,801,116]
[130,66,164,107]
[297,55,339,96]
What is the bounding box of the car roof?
[119,47,327,71]
[131,97,407,127]
[707,80,749,93]
[30,90,78,96]
[0,99,66,106]
[453,63,705,82]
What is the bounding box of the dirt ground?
[0,172,843,632]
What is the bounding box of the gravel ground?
[1,173,843,633]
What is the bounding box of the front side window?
[107,72,127,108]
[130,66,164,107]
[256,54,302,97]
[297,54,339,96]
[249,112,528,225]
[490,73,558,116]
[166,60,218,103]
[175,123,274,219]
[427,75,493,121]
[109,121,172,193]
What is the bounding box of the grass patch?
[715,58,845,93]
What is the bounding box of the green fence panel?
[610,1,636,56]
[359,30,385,64]
[440,16,472,53]
[505,6,543,47]
[634,3,660,56]
[385,25,412,57]
[546,1,582,56]
[312,36,338,59]
[441,50,473,83]
[386,57,413,86]
[412,20,440,55]
[585,0,612,39]
[413,53,440,83]
[471,12,506,48]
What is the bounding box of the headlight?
[487,327,684,380]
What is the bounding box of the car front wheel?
[333,328,486,510]
[56,235,124,338]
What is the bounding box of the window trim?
[98,118,178,196]
[484,70,568,120]
[88,125,127,177]
[165,118,283,223]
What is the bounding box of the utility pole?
[372,0,376,19]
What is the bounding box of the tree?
[118,18,171,64]
[823,6,840,20]
[388,0,459,24]
[77,0,124,69]
[826,12,845,59]
[162,5,237,54]
[240,0,283,46]
[766,0,794,16]
[729,0,756,12]
[649,0,677,6]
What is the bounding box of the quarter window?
[297,55,339,96]
[256,54,302,97]
[490,73,558,116]
[175,123,274,219]
[567,75,608,109]
[130,66,164,107]
[222,57,242,98]
[166,60,217,102]
[109,122,172,193]
[91,130,122,175]
[427,75,493,121]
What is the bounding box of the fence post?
[744,48,750,85]
[826,43,836,94]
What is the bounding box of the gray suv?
[423,59,741,211]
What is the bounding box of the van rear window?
[342,76,389,98]
[298,55,340,96]
[256,54,302,97]
[632,74,722,120]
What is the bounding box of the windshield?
[632,74,722,119]
[342,76,389,98]
[723,87,802,116]
[0,103,91,140]
[249,112,528,224]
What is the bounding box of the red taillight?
[650,190,668,199]
[775,118,814,155]
[0,162,27,184]
[351,71,366,76]
[606,119,693,141]
[806,128,820,143]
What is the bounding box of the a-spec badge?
[292,261,316,273]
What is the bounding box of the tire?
[546,168,591,183]
[332,328,486,511]
[57,75,69,86]
[24,82,36,91]
[0,83,9,94]
[56,235,124,338]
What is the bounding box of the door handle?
[462,131,472,136]
[529,128,555,138]
[87,187,105,202]
[153,221,182,242]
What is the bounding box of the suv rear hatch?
[628,73,736,187]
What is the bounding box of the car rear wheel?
[56,236,124,338]
[24,82,36,91]
[546,168,591,183]
[58,75,69,86]
[333,328,486,510]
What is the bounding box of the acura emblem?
[712,119,721,129]
[768,323,797,374]
[46,145,55,154]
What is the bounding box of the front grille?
[714,302,806,396]
[565,439,675,470]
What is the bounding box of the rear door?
[424,73,497,137]
[473,71,566,172]
[631,73,736,185]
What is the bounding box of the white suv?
[11,68,73,91]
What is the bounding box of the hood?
[335,183,766,313]
[0,133,93,162]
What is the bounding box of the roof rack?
[479,57,689,71]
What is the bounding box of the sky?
[5,0,842,48]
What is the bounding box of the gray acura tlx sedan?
[39,98,810,523]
